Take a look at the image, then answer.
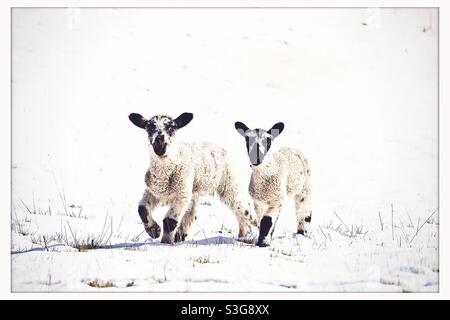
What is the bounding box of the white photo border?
[0,0,447,300]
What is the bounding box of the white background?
[12,8,438,223]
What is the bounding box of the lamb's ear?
[269,122,285,139]
[174,112,193,129]
[129,113,148,129]
[235,121,249,137]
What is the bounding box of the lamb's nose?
[154,135,164,145]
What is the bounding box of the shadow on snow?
[11,236,241,255]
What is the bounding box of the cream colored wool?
[139,141,255,244]
[249,147,312,235]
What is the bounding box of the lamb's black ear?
[174,112,193,129]
[235,121,249,137]
[269,122,285,139]
[129,113,148,129]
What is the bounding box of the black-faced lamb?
[234,121,311,247]
[129,112,256,244]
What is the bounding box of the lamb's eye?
[266,138,272,150]
[165,123,176,135]
[146,123,156,132]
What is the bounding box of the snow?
[11,8,438,292]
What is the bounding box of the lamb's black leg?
[161,201,193,245]
[174,229,187,243]
[138,204,161,239]
[257,216,273,247]
[160,217,178,244]
[173,201,197,243]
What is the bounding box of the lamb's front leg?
[257,205,282,247]
[161,199,191,245]
[138,190,161,239]
[174,199,198,243]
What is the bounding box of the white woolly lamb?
[234,121,311,247]
[129,112,255,244]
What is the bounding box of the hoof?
[174,230,187,243]
[256,239,270,247]
[237,225,258,244]
[160,232,175,245]
[144,223,161,239]
[236,234,257,245]
[297,229,310,237]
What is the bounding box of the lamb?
[234,121,311,247]
[129,112,256,244]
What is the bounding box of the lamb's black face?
[235,121,285,166]
[129,112,193,157]
[244,129,273,166]
[145,115,177,156]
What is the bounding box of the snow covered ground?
[11,8,438,292]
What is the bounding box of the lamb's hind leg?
[219,188,257,239]
[295,181,312,237]
[174,200,197,243]
[218,166,257,240]
[138,190,161,239]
